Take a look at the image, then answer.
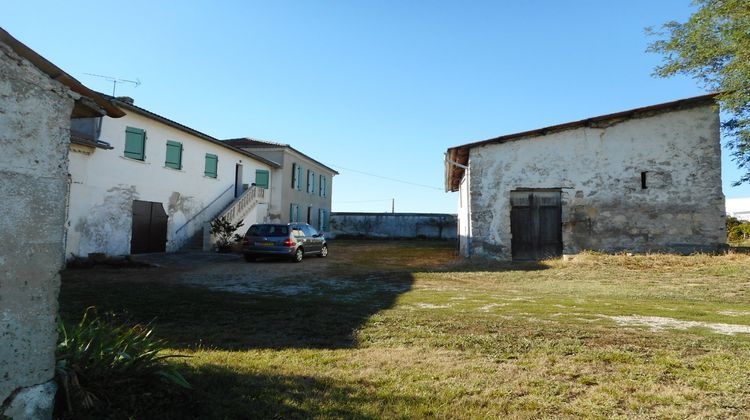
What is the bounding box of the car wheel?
[293,247,304,263]
[243,254,255,262]
[318,245,328,258]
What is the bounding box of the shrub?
[729,223,750,242]
[210,217,244,251]
[55,308,190,417]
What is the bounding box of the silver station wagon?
[241,223,328,262]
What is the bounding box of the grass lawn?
[60,242,750,418]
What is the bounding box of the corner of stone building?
[1,381,57,420]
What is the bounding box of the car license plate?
[256,241,274,246]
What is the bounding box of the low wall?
[330,212,457,239]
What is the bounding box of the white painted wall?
[463,103,725,259]
[65,110,273,258]
[727,197,750,221]
[457,170,471,256]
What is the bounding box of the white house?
[445,94,726,260]
[65,96,279,258]
[726,197,750,221]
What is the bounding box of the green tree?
[647,0,750,184]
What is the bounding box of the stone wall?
[330,212,457,239]
[465,102,725,259]
[0,41,76,417]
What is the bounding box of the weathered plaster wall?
[330,213,457,239]
[66,111,274,258]
[467,103,725,260]
[0,41,75,418]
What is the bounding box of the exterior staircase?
[202,186,266,251]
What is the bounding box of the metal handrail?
[174,184,234,235]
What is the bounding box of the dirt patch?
[607,315,750,335]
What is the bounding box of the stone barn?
[445,94,726,260]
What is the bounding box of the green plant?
[55,307,190,417]
[729,223,750,242]
[210,217,244,250]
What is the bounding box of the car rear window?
[246,225,289,237]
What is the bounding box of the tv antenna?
[83,73,141,96]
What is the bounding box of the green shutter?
[165,140,182,169]
[296,165,302,190]
[255,170,269,189]
[290,203,299,222]
[124,127,146,160]
[204,154,218,178]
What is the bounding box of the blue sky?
[5,1,749,212]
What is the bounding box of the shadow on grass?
[59,271,414,351]
[59,362,417,420]
[172,363,422,419]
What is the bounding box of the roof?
[102,96,281,168]
[444,93,719,192]
[0,27,125,118]
[224,137,339,175]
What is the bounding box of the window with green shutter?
[307,170,316,193]
[290,203,300,222]
[124,127,146,160]
[291,163,297,189]
[204,153,218,178]
[319,175,327,197]
[255,169,269,189]
[319,209,329,231]
[165,140,182,169]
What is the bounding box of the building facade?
[445,95,726,260]
[224,138,338,232]
[65,98,278,258]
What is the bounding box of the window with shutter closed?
[124,127,146,160]
[255,170,269,188]
[165,140,182,169]
[204,154,218,178]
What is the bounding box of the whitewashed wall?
[65,111,273,258]
[465,103,725,260]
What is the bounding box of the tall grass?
[55,307,190,417]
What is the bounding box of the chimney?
[116,96,134,105]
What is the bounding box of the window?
[291,163,302,190]
[204,154,218,178]
[307,170,315,193]
[319,175,327,197]
[165,140,183,169]
[124,126,146,160]
[255,169,269,189]
[319,209,329,231]
[641,172,648,189]
[289,203,300,222]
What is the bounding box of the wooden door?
[510,191,562,261]
[131,200,168,254]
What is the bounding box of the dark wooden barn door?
[131,200,168,254]
[510,190,562,261]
